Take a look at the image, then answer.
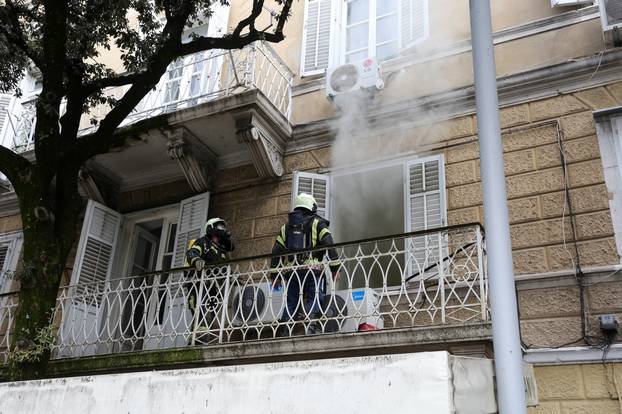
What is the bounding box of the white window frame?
[341,0,399,64]
[595,109,622,262]
[114,204,180,279]
[336,0,429,65]
[0,231,23,294]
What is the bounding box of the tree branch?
[180,0,292,55]
[0,3,43,68]
[232,0,264,38]
[81,72,145,96]
[70,0,293,164]
[0,145,32,189]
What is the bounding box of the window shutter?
[405,156,446,274]
[400,0,427,49]
[0,94,13,146]
[301,0,332,76]
[0,241,13,293]
[172,192,211,267]
[70,200,122,292]
[293,171,330,220]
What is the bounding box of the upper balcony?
[1,41,294,187]
[0,224,490,375]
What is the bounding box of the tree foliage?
[0,0,293,379]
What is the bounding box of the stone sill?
[1,322,492,381]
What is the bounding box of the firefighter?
[271,193,340,335]
[187,218,235,269]
[185,218,234,343]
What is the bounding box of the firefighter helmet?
[205,218,228,235]
[293,193,318,213]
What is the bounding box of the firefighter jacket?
[186,236,234,266]
[270,213,339,275]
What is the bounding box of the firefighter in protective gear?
[185,218,234,343]
[270,193,339,335]
[186,218,234,270]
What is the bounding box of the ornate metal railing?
[7,41,293,153]
[0,293,18,365]
[0,224,487,362]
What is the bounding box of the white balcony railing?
[6,41,294,153]
[0,224,487,363]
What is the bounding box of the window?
[62,193,211,354]
[292,154,446,286]
[300,0,428,76]
[155,2,231,107]
[345,0,400,63]
[595,110,622,261]
[163,59,184,104]
[0,232,22,294]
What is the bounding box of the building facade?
[1,0,622,412]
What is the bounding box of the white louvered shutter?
[293,171,330,220]
[0,242,11,293]
[301,0,332,76]
[71,200,122,293]
[61,202,120,356]
[0,94,13,147]
[172,192,210,267]
[400,0,427,49]
[406,156,446,278]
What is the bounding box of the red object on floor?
[358,323,377,331]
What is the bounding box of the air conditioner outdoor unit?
[600,0,622,47]
[229,284,384,333]
[326,57,385,98]
[323,288,384,333]
[229,283,286,325]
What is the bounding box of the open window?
[314,154,446,288]
[60,192,211,354]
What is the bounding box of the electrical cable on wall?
[523,120,619,350]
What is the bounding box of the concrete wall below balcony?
[0,351,496,414]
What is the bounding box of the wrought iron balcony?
[0,224,487,363]
[4,41,293,154]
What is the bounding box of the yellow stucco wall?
[531,363,622,414]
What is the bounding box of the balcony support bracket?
[234,110,285,178]
[166,128,216,192]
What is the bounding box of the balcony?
[3,41,293,180]
[0,224,490,372]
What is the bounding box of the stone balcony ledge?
[0,322,491,381]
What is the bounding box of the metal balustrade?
[6,41,293,153]
[0,224,487,362]
[0,293,18,365]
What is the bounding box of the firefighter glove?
[194,259,206,272]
